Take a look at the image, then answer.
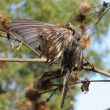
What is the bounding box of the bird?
[5,3,90,109]
[7,19,87,108]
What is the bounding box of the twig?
[40,87,59,95]
[34,79,110,96]
[70,79,110,85]
[0,57,47,62]
[93,5,110,29]
[45,88,57,102]
[83,56,94,68]
[52,79,110,87]
[84,66,110,77]
[91,5,110,37]
[0,52,110,77]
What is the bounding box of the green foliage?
[0,0,110,110]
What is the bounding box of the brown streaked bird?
[7,19,85,108]
[6,1,110,108]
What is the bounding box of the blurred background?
[0,0,110,110]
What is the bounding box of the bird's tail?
[61,69,71,109]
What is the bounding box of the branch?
[0,57,47,62]
[40,87,58,95]
[84,66,110,77]
[45,88,57,102]
[52,79,110,87]
[1,57,109,77]
[35,79,110,95]
[70,79,110,85]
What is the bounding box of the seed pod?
[70,72,79,82]
[75,2,90,23]
[34,79,52,90]
[80,35,92,49]
[25,88,40,101]
[79,2,90,15]
[33,101,49,110]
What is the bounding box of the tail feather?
[61,70,71,109]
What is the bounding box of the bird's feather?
[8,19,77,63]
[8,19,83,108]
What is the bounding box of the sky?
[75,0,110,109]
[75,74,110,110]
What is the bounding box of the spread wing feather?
[8,19,74,62]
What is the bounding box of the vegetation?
[0,0,110,110]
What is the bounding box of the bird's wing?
[8,19,75,63]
